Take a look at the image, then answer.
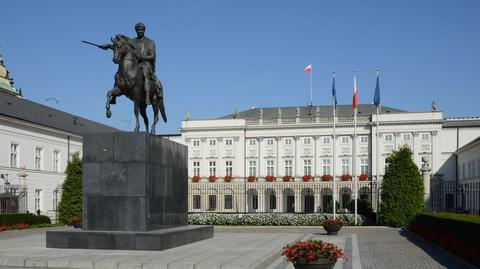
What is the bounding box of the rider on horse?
[100,22,162,105]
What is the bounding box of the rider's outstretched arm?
[100,44,113,50]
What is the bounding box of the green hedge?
[0,213,51,226]
[188,213,368,226]
[414,213,480,245]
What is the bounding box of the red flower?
[192,176,200,182]
[282,240,347,264]
[359,173,369,181]
[247,176,256,182]
[302,175,312,182]
[0,225,6,232]
[341,174,352,181]
[321,175,333,181]
[224,175,233,182]
[14,223,28,230]
[208,176,217,182]
[283,176,292,182]
[265,175,276,182]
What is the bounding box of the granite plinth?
[46,225,213,250]
[82,132,188,231]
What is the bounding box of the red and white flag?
[304,64,312,73]
[353,73,358,109]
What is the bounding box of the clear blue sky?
[1,1,479,134]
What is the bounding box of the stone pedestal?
[47,132,213,250]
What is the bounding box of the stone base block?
[46,225,213,251]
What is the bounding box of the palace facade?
[173,105,480,213]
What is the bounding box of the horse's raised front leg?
[133,100,140,132]
[106,87,121,119]
[139,104,149,133]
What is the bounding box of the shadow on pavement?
[398,229,478,269]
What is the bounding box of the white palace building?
[175,105,480,214]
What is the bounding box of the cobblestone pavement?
[0,226,475,269]
[215,226,475,269]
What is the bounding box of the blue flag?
[374,72,380,106]
[332,73,337,107]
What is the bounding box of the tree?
[58,152,82,224]
[380,146,424,227]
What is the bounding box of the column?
[294,136,301,181]
[294,187,302,212]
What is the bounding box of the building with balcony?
[174,105,480,213]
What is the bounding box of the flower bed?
[0,213,51,226]
[410,213,480,266]
[192,176,200,182]
[283,176,292,182]
[224,175,233,182]
[341,174,352,181]
[188,213,367,226]
[247,176,256,182]
[208,176,217,182]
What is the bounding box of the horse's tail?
[160,101,167,123]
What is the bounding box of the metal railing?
[431,178,480,215]
[0,185,28,213]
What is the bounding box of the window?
[193,195,201,209]
[193,161,200,177]
[384,134,393,142]
[209,161,216,177]
[284,138,292,145]
[225,139,233,146]
[403,133,411,141]
[208,195,217,210]
[303,137,311,145]
[360,136,368,144]
[322,159,331,175]
[361,158,369,174]
[249,139,257,146]
[341,136,350,144]
[10,143,18,168]
[304,159,312,176]
[269,194,276,210]
[224,195,233,209]
[208,139,216,146]
[193,140,200,147]
[34,189,42,212]
[323,137,331,144]
[35,147,43,170]
[266,138,274,145]
[225,161,233,176]
[266,160,275,176]
[341,159,350,175]
[284,160,292,177]
[248,160,257,177]
[421,132,430,141]
[53,151,60,172]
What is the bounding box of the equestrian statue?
[83,23,167,134]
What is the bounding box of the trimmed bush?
[0,213,51,226]
[380,146,424,227]
[414,213,480,246]
[188,213,368,226]
[58,152,82,224]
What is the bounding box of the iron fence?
[431,178,480,215]
[0,184,28,213]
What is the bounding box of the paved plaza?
[0,226,474,269]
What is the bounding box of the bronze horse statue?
[105,34,167,134]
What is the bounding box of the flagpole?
[310,63,313,106]
[353,71,358,225]
[332,72,337,220]
[375,69,380,225]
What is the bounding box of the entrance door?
[304,195,314,213]
[286,195,295,212]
